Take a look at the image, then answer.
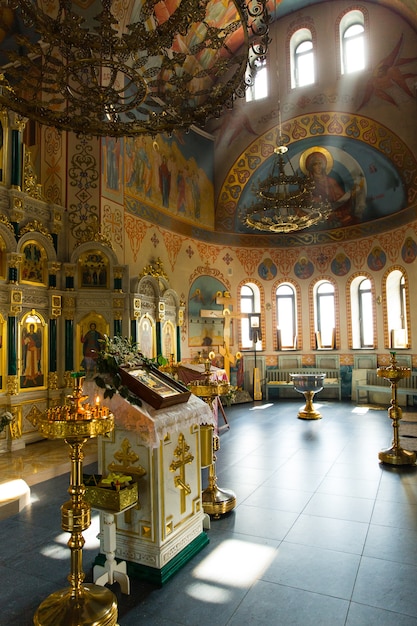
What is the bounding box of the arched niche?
[138,313,156,359]
[133,274,182,360]
[19,239,48,285]
[71,241,120,291]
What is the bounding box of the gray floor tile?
[352,556,417,617]
[261,541,360,599]
[227,579,350,625]
[284,513,369,554]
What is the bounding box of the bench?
[265,368,341,401]
[356,370,417,405]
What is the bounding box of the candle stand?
[377,353,416,466]
[291,373,325,420]
[189,358,236,519]
[32,373,117,626]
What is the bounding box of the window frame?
[338,8,368,77]
[276,283,297,350]
[246,56,268,103]
[240,283,262,350]
[314,280,336,350]
[290,27,316,89]
[386,269,409,349]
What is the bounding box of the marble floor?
[1,399,417,625]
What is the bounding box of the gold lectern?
[189,357,236,519]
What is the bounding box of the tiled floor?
[1,399,417,625]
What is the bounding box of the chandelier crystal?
[241,142,332,233]
[0,0,269,136]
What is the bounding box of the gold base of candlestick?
[200,423,236,519]
[297,391,322,420]
[378,446,416,466]
[34,583,118,626]
[202,481,237,519]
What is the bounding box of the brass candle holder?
[189,356,236,519]
[32,373,118,626]
[291,373,325,420]
[377,352,416,466]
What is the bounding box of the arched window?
[350,276,375,349]
[276,283,297,349]
[359,278,373,347]
[290,29,315,88]
[240,283,262,349]
[340,10,366,75]
[314,281,335,349]
[246,57,268,102]
[387,270,409,348]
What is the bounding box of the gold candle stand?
[32,373,118,626]
[377,353,416,466]
[189,358,236,519]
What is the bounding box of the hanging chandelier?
[0,0,269,137]
[241,140,332,233]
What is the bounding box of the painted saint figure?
[304,150,355,225]
[22,323,42,386]
[81,322,104,373]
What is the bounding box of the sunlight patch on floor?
[184,581,233,603]
[249,403,273,410]
[189,538,276,590]
[352,406,370,415]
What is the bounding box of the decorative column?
[131,297,141,345]
[113,297,124,337]
[63,297,76,387]
[9,196,24,237]
[7,252,21,285]
[7,287,22,395]
[48,295,62,387]
[156,301,165,357]
[63,264,76,291]
[48,262,61,289]
[177,302,185,363]
[113,266,123,292]
[10,113,27,190]
[51,207,63,252]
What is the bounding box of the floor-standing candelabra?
[378,353,416,466]
[33,373,118,626]
[189,358,236,519]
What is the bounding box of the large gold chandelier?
[241,141,332,233]
[0,0,269,137]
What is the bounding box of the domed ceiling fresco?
[214,1,417,247]
[217,111,417,245]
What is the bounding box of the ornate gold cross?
[169,433,194,513]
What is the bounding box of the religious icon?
[21,320,43,388]
[81,322,105,373]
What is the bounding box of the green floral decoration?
[94,336,148,406]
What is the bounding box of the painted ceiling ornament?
[358,33,417,110]
[0,0,269,136]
